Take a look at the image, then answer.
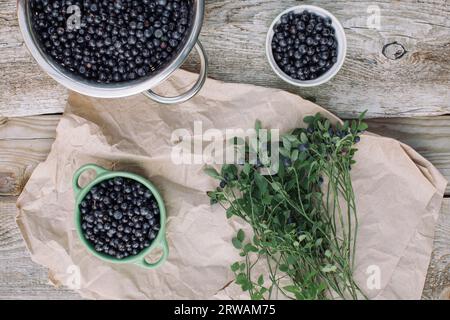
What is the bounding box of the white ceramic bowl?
[266,5,347,87]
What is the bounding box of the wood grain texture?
[0,115,59,196]
[1,196,448,299]
[422,199,450,300]
[366,116,450,196]
[0,114,448,299]
[0,198,81,300]
[0,114,449,197]
[1,0,450,117]
[183,0,450,118]
[0,1,67,117]
[0,115,59,139]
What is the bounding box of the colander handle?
[143,41,208,105]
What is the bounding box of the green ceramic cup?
[73,164,168,269]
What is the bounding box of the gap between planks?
[0,197,81,300]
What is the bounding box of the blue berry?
[272,9,339,81]
[78,177,161,259]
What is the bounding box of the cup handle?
[73,164,109,197]
[143,41,208,105]
[134,237,169,269]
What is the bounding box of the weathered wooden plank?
[422,199,450,300]
[366,116,450,196]
[0,197,81,300]
[0,139,54,196]
[0,1,67,117]
[1,195,448,299]
[182,0,450,118]
[0,115,59,139]
[0,114,449,196]
[0,115,59,196]
[1,0,450,117]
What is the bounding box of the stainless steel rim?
[143,41,208,104]
[17,0,206,99]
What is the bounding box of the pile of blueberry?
[30,0,191,83]
[271,10,338,81]
[79,177,161,259]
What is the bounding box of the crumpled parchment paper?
[16,70,447,300]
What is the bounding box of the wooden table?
[0,0,449,299]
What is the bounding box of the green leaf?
[232,237,242,249]
[261,194,272,205]
[244,243,259,253]
[343,120,349,130]
[315,238,323,247]
[254,172,268,194]
[291,149,299,162]
[242,282,252,291]
[303,115,315,124]
[285,134,298,142]
[321,265,338,273]
[226,207,234,219]
[283,285,299,294]
[359,110,368,121]
[287,255,297,265]
[237,229,245,242]
[282,136,292,151]
[279,147,291,158]
[236,273,247,285]
[300,132,308,144]
[318,121,324,131]
[221,164,238,181]
[252,292,263,300]
[204,166,221,180]
[231,262,240,272]
[271,181,282,191]
[279,264,289,272]
[358,122,368,132]
[243,163,252,175]
[258,275,264,286]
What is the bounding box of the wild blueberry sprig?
[205,112,368,300]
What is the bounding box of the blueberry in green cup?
[73,164,168,269]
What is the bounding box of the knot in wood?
[382,42,407,60]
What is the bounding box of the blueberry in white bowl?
[266,5,347,87]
